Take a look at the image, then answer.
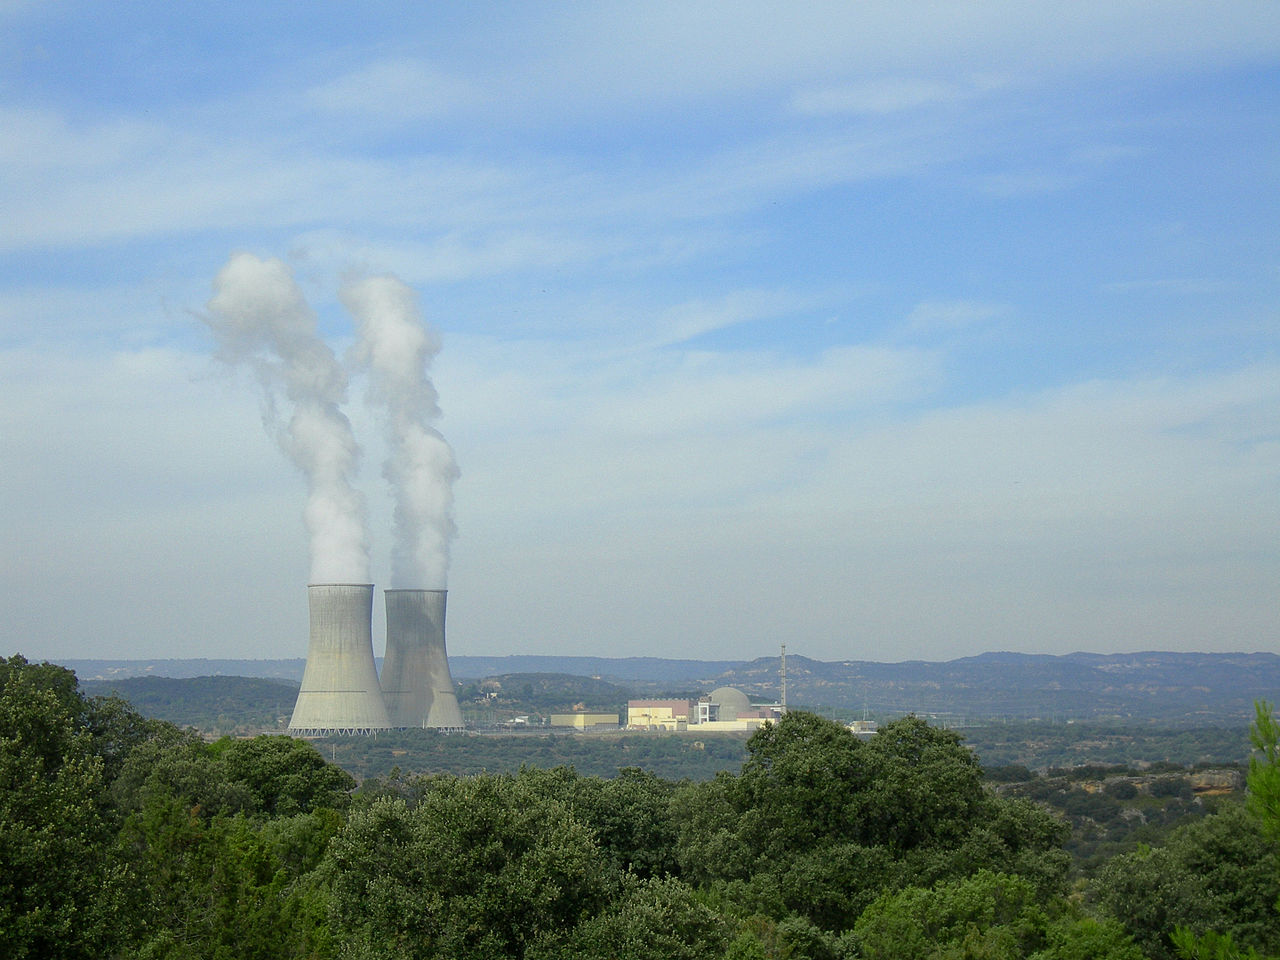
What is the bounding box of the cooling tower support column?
[383,589,464,730]
[289,583,393,736]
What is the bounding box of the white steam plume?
[342,275,458,588]
[204,253,369,583]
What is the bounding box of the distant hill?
[452,656,747,684]
[711,651,1280,725]
[81,675,299,734]
[463,672,632,711]
[57,650,1280,725]
[59,655,742,685]
[67,658,306,682]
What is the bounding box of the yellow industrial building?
[625,699,695,731]
[627,688,782,732]
[549,712,619,731]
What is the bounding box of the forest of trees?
[2,653,1278,959]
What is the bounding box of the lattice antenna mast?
[780,643,788,714]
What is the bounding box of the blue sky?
[2,2,1277,664]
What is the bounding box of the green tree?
[0,656,350,960]
[526,875,732,960]
[0,656,129,959]
[985,763,1036,784]
[854,870,1144,960]
[735,710,879,856]
[1093,804,1280,960]
[111,727,252,817]
[555,765,681,879]
[1247,700,1280,841]
[326,772,605,960]
[673,712,1068,932]
[112,730,354,821]
[860,715,988,852]
[83,692,169,784]
[1171,928,1274,960]
[111,735,353,959]
[1105,780,1139,800]
[218,735,355,817]
[1169,700,1280,960]
[117,795,333,960]
[852,870,1048,960]
[1034,916,1147,960]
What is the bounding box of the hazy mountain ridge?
[714,652,1280,723]
[60,655,747,684]
[56,650,1280,724]
[463,672,632,707]
[450,656,750,684]
[65,658,308,682]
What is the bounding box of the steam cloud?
[342,276,459,588]
[203,254,458,588]
[204,253,369,583]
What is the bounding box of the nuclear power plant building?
[626,687,783,732]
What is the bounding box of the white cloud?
[290,227,605,286]
[1102,277,1232,296]
[0,346,288,518]
[971,169,1084,197]
[580,344,938,437]
[792,76,1002,116]
[0,106,160,167]
[0,344,312,657]
[509,1,1280,117]
[0,124,526,251]
[642,288,833,350]
[443,359,1280,660]
[307,58,482,122]
[4,317,1276,661]
[0,280,185,346]
[1,0,1276,665]
[8,3,1251,257]
[905,300,1007,334]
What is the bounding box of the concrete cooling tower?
[382,589,464,729]
[289,584,393,735]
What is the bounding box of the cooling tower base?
[288,722,392,736]
[288,727,386,738]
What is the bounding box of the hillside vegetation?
[81,675,299,736]
[63,651,1280,725]
[4,653,1279,959]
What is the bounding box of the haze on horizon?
[2,3,1277,665]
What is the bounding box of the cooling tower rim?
[307,582,375,588]
[384,587,448,594]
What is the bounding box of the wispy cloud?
[1,1,1277,661]
[0,107,160,167]
[792,76,1004,116]
[444,350,1280,658]
[643,289,830,350]
[905,300,1008,334]
[1103,277,1233,296]
[307,58,482,122]
[290,228,603,286]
